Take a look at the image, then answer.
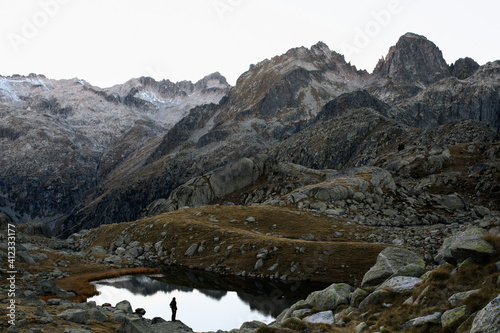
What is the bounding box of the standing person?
[170,297,177,321]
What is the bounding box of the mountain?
[0,73,229,225]
[0,33,498,236]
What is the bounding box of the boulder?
[437,227,496,264]
[88,308,108,322]
[379,276,422,293]
[441,306,470,330]
[440,194,466,210]
[303,310,334,324]
[120,316,153,333]
[35,306,53,323]
[361,247,425,286]
[304,283,352,311]
[151,320,194,332]
[448,289,481,307]
[239,321,266,330]
[401,312,442,328]
[359,289,391,310]
[470,293,500,332]
[89,246,107,254]
[57,309,89,324]
[184,244,199,257]
[116,300,133,314]
[276,300,311,323]
[35,280,76,298]
[350,288,369,307]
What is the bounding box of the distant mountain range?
[0,32,498,236]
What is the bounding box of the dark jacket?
[170,299,177,310]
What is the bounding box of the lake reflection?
[88,267,328,332]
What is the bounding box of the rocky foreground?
[1,208,500,332]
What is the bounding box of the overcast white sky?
[1,0,499,88]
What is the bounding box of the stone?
[441,306,470,330]
[120,316,153,333]
[303,310,334,324]
[379,276,422,293]
[276,300,311,323]
[470,293,500,332]
[246,216,256,223]
[256,248,268,259]
[350,288,369,307]
[401,312,442,328]
[104,255,122,264]
[116,300,133,313]
[254,258,264,270]
[355,322,368,332]
[57,309,89,324]
[240,321,266,330]
[440,194,465,210]
[437,227,496,264]
[89,246,107,254]
[35,280,76,298]
[89,308,108,322]
[310,202,327,212]
[135,308,146,316]
[361,247,425,286]
[359,289,391,310]
[304,283,352,311]
[184,244,199,257]
[35,306,53,323]
[151,320,194,333]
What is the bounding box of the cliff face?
[0,33,498,235]
[0,73,229,225]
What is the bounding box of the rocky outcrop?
[373,33,450,85]
[141,154,271,215]
[470,293,500,332]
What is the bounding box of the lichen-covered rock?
[470,293,500,332]
[304,283,352,311]
[361,247,425,286]
[437,227,496,264]
[441,306,470,330]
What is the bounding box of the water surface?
[89,267,328,331]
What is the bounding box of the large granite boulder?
[304,283,352,311]
[470,293,500,332]
[379,276,422,293]
[441,306,470,330]
[361,247,425,286]
[436,227,496,264]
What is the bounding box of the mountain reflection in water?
[89,267,329,331]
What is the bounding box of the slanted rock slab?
[470,293,500,333]
[304,283,352,311]
[361,247,424,286]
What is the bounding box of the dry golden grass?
[84,204,387,284]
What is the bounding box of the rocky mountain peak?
[450,57,480,80]
[373,32,450,85]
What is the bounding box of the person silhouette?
[170,297,177,321]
